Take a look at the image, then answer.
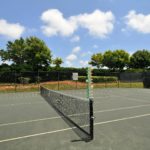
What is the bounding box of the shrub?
[35,76,42,83]
[78,76,118,83]
[78,76,86,82]
[18,77,31,84]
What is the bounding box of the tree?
[103,50,129,70]
[130,50,150,69]
[113,50,129,70]
[0,64,11,72]
[0,38,26,66]
[0,36,52,71]
[89,53,103,69]
[25,36,52,71]
[53,57,63,68]
[102,50,115,70]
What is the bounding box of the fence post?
[14,71,17,92]
[118,72,120,88]
[130,73,132,88]
[105,72,107,88]
[37,70,40,91]
[58,72,60,91]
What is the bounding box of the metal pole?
[105,72,107,88]
[89,98,94,140]
[130,73,132,88]
[14,71,17,92]
[86,67,94,140]
[38,70,40,91]
[118,72,120,88]
[58,72,60,91]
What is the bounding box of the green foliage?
[89,53,103,69]
[34,76,42,83]
[0,37,52,72]
[78,76,118,83]
[0,64,11,72]
[25,37,52,71]
[103,50,129,70]
[53,57,63,68]
[0,38,26,65]
[130,50,150,69]
[125,68,145,73]
[102,50,115,69]
[113,50,129,70]
[78,76,86,82]
[49,67,87,75]
[18,77,31,84]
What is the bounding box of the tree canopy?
[53,57,63,68]
[89,53,103,69]
[0,36,52,71]
[103,49,129,70]
[0,36,150,72]
[102,50,115,70]
[130,50,150,69]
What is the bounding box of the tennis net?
[40,86,94,141]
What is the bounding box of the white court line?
[0,101,44,107]
[114,95,150,103]
[94,103,150,113]
[0,116,61,127]
[1,103,150,127]
[0,113,150,143]
[94,95,116,98]
[95,95,150,103]
[94,113,150,126]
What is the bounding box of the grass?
[0,81,144,93]
[94,82,144,88]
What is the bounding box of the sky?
[0,0,150,67]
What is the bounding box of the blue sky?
[0,0,150,67]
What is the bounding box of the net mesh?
[40,86,93,141]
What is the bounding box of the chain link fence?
[0,71,149,93]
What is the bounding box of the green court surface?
[0,88,150,150]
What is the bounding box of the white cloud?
[41,9,115,38]
[79,60,89,67]
[125,10,150,34]
[41,9,77,37]
[65,46,81,67]
[66,54,77,61]
[70,35,80,42]
[0,19,25,39]
[72,46,81,53]
[72,10,115,38]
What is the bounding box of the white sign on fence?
[72,73,78,81]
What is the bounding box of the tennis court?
[0,88,150,150]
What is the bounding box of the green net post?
[86,66,93,99]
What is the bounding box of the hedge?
[18,77,31,84]
[78,76,118,83]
